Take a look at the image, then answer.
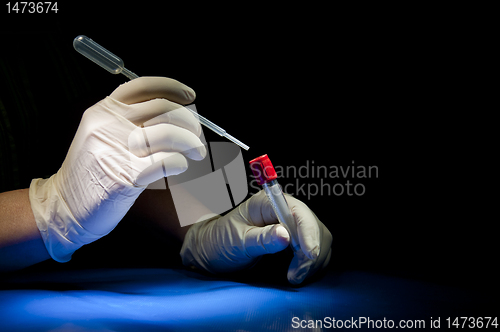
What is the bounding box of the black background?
[0,4,496,294]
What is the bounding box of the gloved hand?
[29,77,206,262]
[180,190,332,284]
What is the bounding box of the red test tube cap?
[249,154,277,185]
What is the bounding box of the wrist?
[29,175,103,262]
[179,215,220,272]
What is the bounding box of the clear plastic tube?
[187,108,249,150]
[73,35,248,150]
[249,154,300,253]
[73,35,128,75]
[262,179,300,253]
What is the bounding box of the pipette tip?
[225,133,250,150]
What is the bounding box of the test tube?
[249,154,300,252]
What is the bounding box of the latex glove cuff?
[29,176,108,262]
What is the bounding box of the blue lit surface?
[0,268,490,331]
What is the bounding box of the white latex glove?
[29,77,206,262]
[180,190,332,285]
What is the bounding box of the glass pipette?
[73,35,249,150]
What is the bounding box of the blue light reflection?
[0,268,488,331]
[0,268,338,331]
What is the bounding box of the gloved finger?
[289,197,321,260]
[142,106,202,137]
[104,97,201,137]
[287,250,315,285]
[122,98,201,136]
[110,77,196,105]
[288,246,332,285]
[244,224,290,258]
[128,125,206,161]
[244,190,279,227]
[288,211,332,285]
[133,152,188,186]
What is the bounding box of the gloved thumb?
[244,224,290,258]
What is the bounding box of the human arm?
[1,77,204,269]
[0,189,50,272]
